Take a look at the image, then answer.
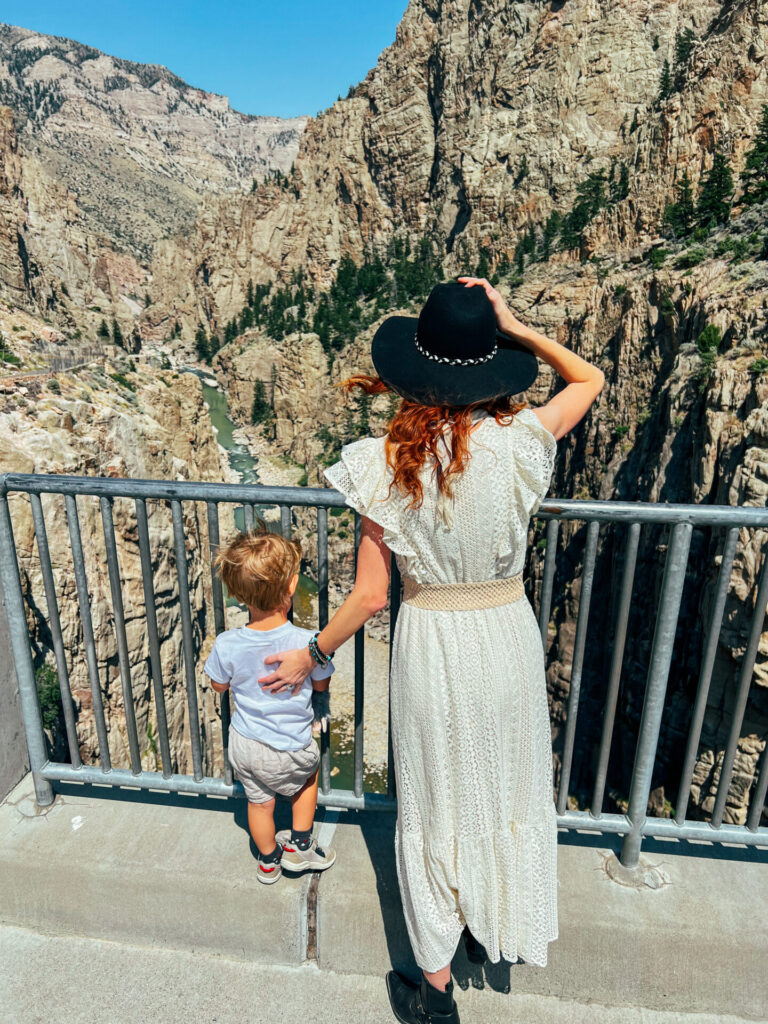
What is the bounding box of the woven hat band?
[414,331,499,367]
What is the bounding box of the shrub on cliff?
[695,324,722,390]
[35,664,62,731]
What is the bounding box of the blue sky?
[2,1,410,118]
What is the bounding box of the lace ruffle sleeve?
[323,436,414,558]
[512,407,558,516]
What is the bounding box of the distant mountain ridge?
[0,23,306,256]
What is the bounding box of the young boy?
[205,524,336,884]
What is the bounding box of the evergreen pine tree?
[208,333,220,360]
[664,170,696,236]
[194,327,209,363]
[97,319,110,340]
[697,149,734,228]
[111,318,123,347]
[674,28,696,69]
[741,105,768,206]
[612,163,630,202]
[251,380,271,424]
[247,279,254,307]
[476,248,491,279]
[659,60,672,101]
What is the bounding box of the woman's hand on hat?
[457,276,526,339]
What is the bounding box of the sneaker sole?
[257,867,282,885]
[281,852,336,872]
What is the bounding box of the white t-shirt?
[204,622,334,751]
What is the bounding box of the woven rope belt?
[402,573,525,611]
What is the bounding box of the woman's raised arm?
[458,276,605,440]
[258,516,392,693]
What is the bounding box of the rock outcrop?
[0,334,235,775]
[0,23,305,256]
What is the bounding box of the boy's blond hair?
[214,523,301,612]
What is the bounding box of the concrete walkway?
[1,774,766,1023]
[1,924,761,1024]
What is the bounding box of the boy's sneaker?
[256,843,283,885]
[280,834,336,872]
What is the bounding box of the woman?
[259,276,604,1023]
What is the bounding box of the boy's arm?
[204,640,231,694]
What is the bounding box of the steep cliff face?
[0,24,305,345]
[149,0,768,329]
[0,339,235,775]
[0,24,305,256]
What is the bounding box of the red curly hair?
[342,375,528,509]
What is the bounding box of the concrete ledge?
[2,775,767,1020]
[0,775,311,965]
[317,814,768,1019]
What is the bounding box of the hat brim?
[371,315,539,406]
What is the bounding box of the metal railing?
[1,471,767,868]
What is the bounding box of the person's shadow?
[358,814,519,993]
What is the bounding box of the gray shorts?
[229,727,320,804]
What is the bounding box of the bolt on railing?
[1,471,767,867]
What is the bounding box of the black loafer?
[385,971,460,1024]
[462,927,487,965]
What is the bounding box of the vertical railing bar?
[29,493,81,768]
[591,521,641,817]
[676,526,740,825]
[620,521,693,867]
[0,490,55,805]
[353,512,365,799]
[281,506,294,624]
[711,535,768,828]
[317,505,331,795]
[556,519,600,815]
[206,500,231,785]
[135,498,172,778]
[387,554,401,801]
[65,493,111,771]
[538,517,559,651]
[747,736,768,832]
[100,496,141,774]
[243,504,254,532]
[280,505,291,539]
[171,498,203,782]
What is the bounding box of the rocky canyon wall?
[0,343,235,775]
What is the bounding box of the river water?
[190,370,381,792]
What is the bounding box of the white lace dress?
[324,407,559,972]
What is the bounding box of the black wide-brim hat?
[371,280,539,406]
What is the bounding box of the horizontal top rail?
[2,472,768,527]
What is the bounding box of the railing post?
[620,521,692,868]
[0,486,55,806]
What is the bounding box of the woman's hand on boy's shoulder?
[259,647,315,695]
